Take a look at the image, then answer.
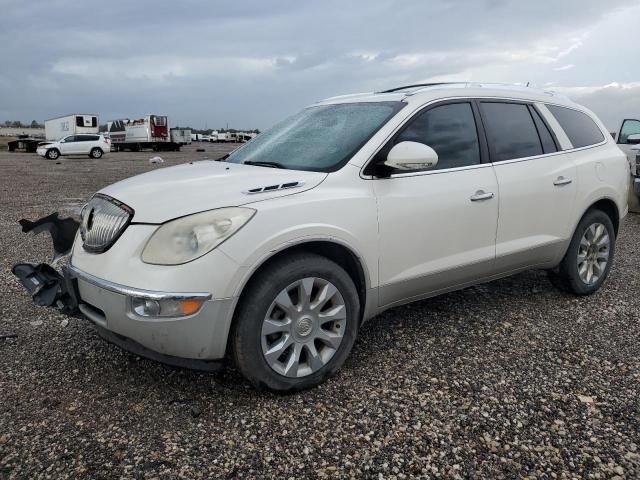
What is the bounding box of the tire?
[627,178,640,213]
[232,253,360,392]
[549,209,615,295]
[46,149,60,160]
[90,148,103,159]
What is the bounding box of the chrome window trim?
[359,95,609,180]
[65,264,212,301]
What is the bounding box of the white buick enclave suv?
[15,83,629,391]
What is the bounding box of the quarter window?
[480,102,543,162]
[394,102,481,170]
[546,105,605,149]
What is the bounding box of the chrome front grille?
[80,194,133,253]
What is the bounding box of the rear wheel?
[549,209,615,295]
[46,149,59,160]
[232,253,360,392]
[90,148,103,159]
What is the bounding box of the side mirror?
[384,141,439,171]
[627,134,640,145]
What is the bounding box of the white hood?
[99,160,327,223]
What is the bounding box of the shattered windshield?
[225,102,404,172]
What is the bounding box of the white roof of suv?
[316,82,578,110]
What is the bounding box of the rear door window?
[546,105,605,148]
[480,102,543,162]
[394,102,481,170]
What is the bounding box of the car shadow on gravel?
[79,267,561,399]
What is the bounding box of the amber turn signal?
[180,298,205,315]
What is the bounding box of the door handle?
[553,176,572,186]
[470,190,495,202]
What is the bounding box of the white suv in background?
[15,83,628,391]
[37,134,111,160]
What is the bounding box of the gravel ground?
[1,145,639,479]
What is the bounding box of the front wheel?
[549,209,615,295]
[46,149,59,160]
[232,253,360,392]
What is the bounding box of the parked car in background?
[613,119,640,212]
[36,134,111,160]
[15,83,628,392]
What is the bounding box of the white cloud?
[554,64,575,72]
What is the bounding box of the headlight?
[141,207,256,265]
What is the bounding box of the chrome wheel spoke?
[283,343,303,377]
[264,334,293,364]
[274,290,299,318]
[578,261,589,277]
[319,304,346,324]
[305,343,324,372]
[316,328,343,350]
[311,282,338,312]
[262,318,291,336]
[298,278,315,309]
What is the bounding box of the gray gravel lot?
[1,144,639,479]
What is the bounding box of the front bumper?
[66,264,235,362]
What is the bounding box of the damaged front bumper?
[12,263,81,314]
[12,213,227,372]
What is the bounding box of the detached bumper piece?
[12,263,79,314]
[19,212,80,262]
[12,212,81,314]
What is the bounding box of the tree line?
[2,120,44,128]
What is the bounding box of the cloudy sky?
[1,0,639,131]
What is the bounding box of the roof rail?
[378,82,565,98]
[378,82,457,93]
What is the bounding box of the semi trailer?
[108,115,188,151]
[45,114,99,141]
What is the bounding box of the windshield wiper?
[215,153,230,162]
[243,160,286,169]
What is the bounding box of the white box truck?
[45,114,99,141]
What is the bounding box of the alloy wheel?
[261,277,347,378]
[577,222,610,285]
